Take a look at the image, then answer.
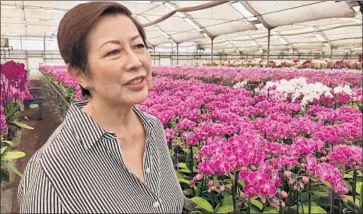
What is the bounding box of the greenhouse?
[1,1,362,213]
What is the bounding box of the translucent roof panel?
[1,1,361,54]
[204,20,255,37]
[244,1,356,28]
[331,38,362,47]
[154,17,193,34]
[117,1,160,15]
[324,27,362,40]
[171,32,204,44]
[22,1,75,10]
[284,35,316,44]
[174,1,256,38]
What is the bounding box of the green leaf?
[348,169,363,177]
[263,207,279,214]
[216,205,234,213]
[192,146,200,154]
[1,151,25,161]
[195,181,203,197]
[176,171,185,179]
[225,184,233,190]
[169,149,175,157]
[1,146,7,155]
[178,178,191,185]
[10,121,34,130]
[250,206,262,214]
[178,162,188,169]
[343,195,360,207]
[229,173,235,181]
[313,191,329,198]
[184,197,198,211]
[178,168,192,174]
[170,120,177,128]
[2,162,22,176]
[194,185,199,196]
[191,197,214,213]
[1,140,14,147]
[220,195,233,207]
[251,198,264,211]
[355,181,362,195]
[344,180,353,192]
[183,189,194,196]
[344,173,354,179]
[302,205,327,214]
[175,137,182,143]
[213,176,220,187]
[323,181,332,189]
[183,148,191,154]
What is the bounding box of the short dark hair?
[57,1,147,97]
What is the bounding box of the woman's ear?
[66,64,89,88]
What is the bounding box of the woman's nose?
[125,50,142,71]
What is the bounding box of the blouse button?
[145,168,151,173]
[153,201,160,208]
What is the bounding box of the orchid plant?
[202,59,362,70]
[40,64,363,214]
[0,61,33,188]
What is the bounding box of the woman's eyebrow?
[99,40,120,50]
[99,35,141,50]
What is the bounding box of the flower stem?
[308,179,311,214]
[352,169,357,214]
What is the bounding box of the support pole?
[330,47,333,59]
[177,43,179,65]
[211,38,214,64]
[43,33,46,60]
[267,29,271,64]
[153,47,156,64]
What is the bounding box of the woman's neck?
[82,97,136,135]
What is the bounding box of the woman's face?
[84,14,152,106]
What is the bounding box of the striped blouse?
[18,100,185,213]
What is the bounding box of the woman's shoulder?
[25,121,75,169]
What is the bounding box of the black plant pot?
[172,154,186,165]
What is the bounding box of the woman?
[18,2,185,213]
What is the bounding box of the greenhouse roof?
[1,1,362,54]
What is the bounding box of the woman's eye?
[107,49,120,56]
[135,44,145,49]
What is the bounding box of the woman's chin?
[125,90,149,105]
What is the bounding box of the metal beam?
[43,33,46,53]
[152,22,361,48]
[137,15,173,46]
[267,29,271,63]
[144,1,229,27]
[165,2,215,39]
[21,1,28,35]
[211,38,214,64]
[153,47,156,64]
[176,43,179,65]
[241,1,273,29]
[247,35,263,50]
[20,36,23,50]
